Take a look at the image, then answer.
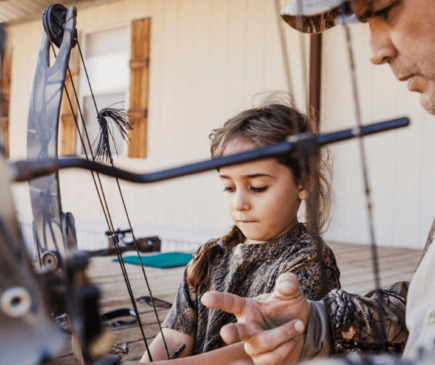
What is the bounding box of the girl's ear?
[298,186,311,201]
[297,178,312,201]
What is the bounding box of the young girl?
[140,97,340,364]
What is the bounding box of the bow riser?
[0,146,64,363]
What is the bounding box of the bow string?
[339,6,386,348]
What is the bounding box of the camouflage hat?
[281,0,353,34]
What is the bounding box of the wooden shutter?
[60,47,80,156]
[128,18,151,158]
[0,46,11,158]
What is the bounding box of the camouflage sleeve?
[301,352,402,365]
[301,347,435,365]
[323,281,409,355]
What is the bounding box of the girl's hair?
[187,94,332,290]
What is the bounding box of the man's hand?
[201,273,310,365]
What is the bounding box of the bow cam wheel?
[42,4,77,48]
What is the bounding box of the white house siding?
[321,24,435,249]
[7,0,435,251]
[9,0,309,251]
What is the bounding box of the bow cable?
[50,43,154,360]
[76,39,171,358]
[50,33,169,359]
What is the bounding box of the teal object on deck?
[113,252,193,269]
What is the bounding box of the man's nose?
[368,23,397,65]
[233,190,250,211]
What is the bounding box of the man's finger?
[219,322,260,344]
[275,273,299,297]
[244,320,305,357]
[247,340,299,365]
[201,291,247,316]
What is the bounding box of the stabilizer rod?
[11,117,409,184]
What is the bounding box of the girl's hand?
[201,272,310,365]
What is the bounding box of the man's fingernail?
[294,321,304,332]
[282,280,295,289]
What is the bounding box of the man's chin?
[417,79,435,115]
[420,93,435,115]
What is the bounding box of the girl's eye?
[250,186,268,193]
[223,187,235,192]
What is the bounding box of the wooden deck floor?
[54,242,423,364]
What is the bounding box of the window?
[60,18,151,159]
[79,25,130,158]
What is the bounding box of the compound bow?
[0,1,413,364]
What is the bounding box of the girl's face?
[219,137,310,244]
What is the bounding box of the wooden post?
[128,18,151,158]
[309,33,322,129]
[0,46,11,157]
[60,47,79,156]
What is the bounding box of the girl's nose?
[233,190,250,211]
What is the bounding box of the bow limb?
[27,6,77,266]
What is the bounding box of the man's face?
[353,0,435,114]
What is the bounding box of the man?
[202,0,435,364]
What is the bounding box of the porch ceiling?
[0,0,120,25]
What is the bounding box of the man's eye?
[377,7,392,20]
[250,186,268,193]
[223,187,235,192]
[374,2,399,21]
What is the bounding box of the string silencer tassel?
[95,107,133,163]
